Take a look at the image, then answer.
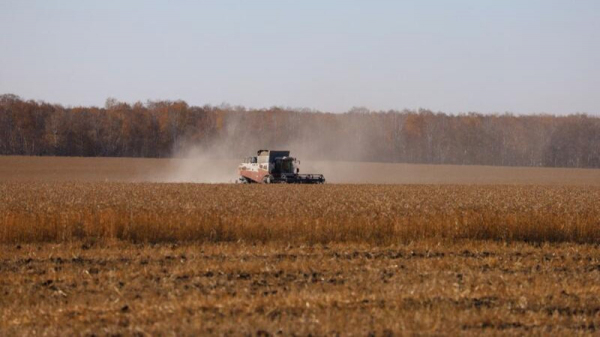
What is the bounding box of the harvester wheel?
[263,175,273,184]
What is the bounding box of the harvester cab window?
[282,159,293,173]
[273,159,282,174]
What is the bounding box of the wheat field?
[1,182,600,245]
[1,156,600,335]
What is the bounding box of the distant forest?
[1,94,599,168]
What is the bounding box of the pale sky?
[1,0,599,114]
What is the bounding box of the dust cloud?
[161,145,328,184]
[160,109,382,183]
[155,111,600,185]
[160,147,239,183]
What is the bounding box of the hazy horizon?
[1,1,599,115]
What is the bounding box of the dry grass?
[1,241,599,336]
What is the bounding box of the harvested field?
[1,156,600,335]
[1,242,600,335]
[3,155,600,185]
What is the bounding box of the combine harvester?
[238,150,325,184]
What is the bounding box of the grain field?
[1,183,600,244]
[1,156,600,336]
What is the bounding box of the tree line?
[1,94,599,168]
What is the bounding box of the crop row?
[1,183,599,244]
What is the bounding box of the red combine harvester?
[238,150,325,184]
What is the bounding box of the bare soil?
[2,155,600,185]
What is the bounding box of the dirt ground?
[1,241,599,336]
[2,155,600,185]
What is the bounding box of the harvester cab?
[238,150,325,184]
